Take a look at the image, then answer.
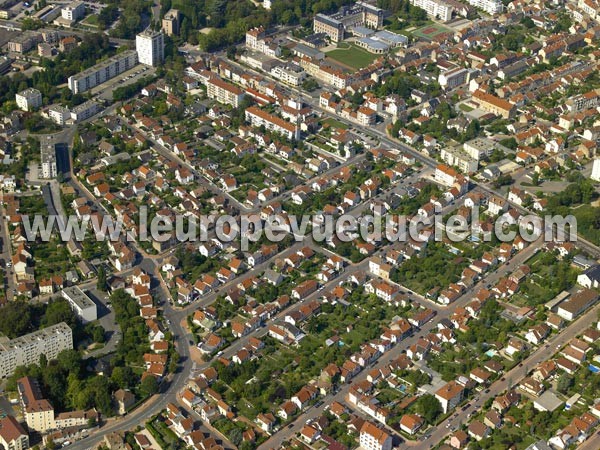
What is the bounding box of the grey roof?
[357,37,389,51]
[352,26,375,37]
[374,30,408,45]
[533,390,563,412]
[582,264,600,281]
[525,441,552,450]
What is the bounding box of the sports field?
[326,43,379,69]
[412,23,452,41]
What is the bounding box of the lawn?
[321,118,349,130]
[326,42,379,69]
[81,14,99,27]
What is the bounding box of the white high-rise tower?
[136,29,165,67]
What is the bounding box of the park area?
[326,42,379,69]
[411,23,453,41]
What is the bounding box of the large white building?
[48,105,70,126]
[245,106,301,140]
[68,50,138,94]
[359,421,392,450]
[271,64,306,86]
[15,88,42,111]
[463,137,496,161]
[206,77,245,107]
[245,26,281,58]
[61,1,85,21]
[440,146,479,173]
[591,158,600,182]
[438,67,468,90]
[467,0,503,14]
[61,286,98,323]
[0,323,73,379]
[41,138,57,179]
[136,29,165,67]
[70,100,101,122]
[410,0,453,21]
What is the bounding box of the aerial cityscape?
[0,0,598,449]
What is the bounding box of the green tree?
[97,266,107,291]
[0,301,33,338]
[140,375,159,397]
[557,374,573,394]
[57,349,83,376]
[415,394,442,424]
[42,298,77,328]
[111,366,135,390]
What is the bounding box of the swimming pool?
[589,364,600,373]
[485,349,497,357]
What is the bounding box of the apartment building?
[136,29,165,67]
[245,26,281,58]
[162,9,180,36]
[466,0,503,14]
[0,323,73,379]
[68,50,138,94]
[48,105,70,125]
[410,0,454,21]
[245,106,301,140]
[61,1,85,21]
[435,381,464,413]
[8,32,41,54]
[578,0,599,19]
[440,146,479,173]
[0,416,29,450]
[359,421,392,450]
[61,286,98,323]
[17,377,55,433]
[435,163,460,187]
[566,89,600,113]
[300,58,352,89]
[70,100,101,122]
[206,77,245,107]
[41,139,57,179]
[472,89,516,119]
[271,64,306,86]
[463,137,496,160]
[438,67,468,90]
[15,88,42,112]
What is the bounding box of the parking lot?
[92,64,156,102]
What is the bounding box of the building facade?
[68,50,138,94]
[41,139,57,179]
[162,9,180,36]
[0,323,73,379]
[206,77,245,107]
[15,88,42,112]
[136,30,165,67]
[245,106,301,140]
[313,2,384,42]
[410,0,454,21]
[61,286,98,323]
[61,1,85,21]
[0,416,29,450]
